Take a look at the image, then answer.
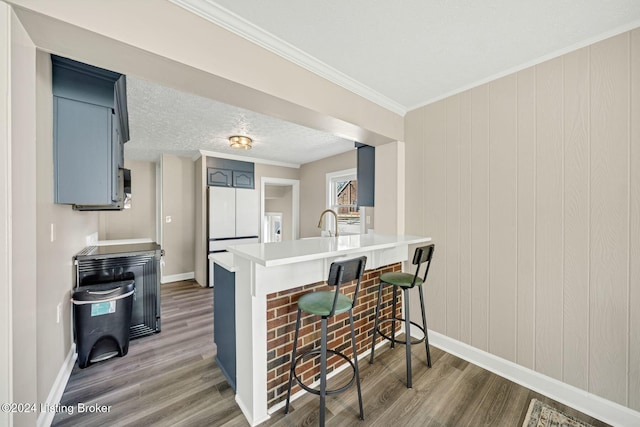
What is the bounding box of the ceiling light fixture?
[229,135,252,150]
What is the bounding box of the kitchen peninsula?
[226,233,431,426]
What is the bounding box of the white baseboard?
[422,330,640,427]
[235,394,270,427]
[161,272,195,284]
[37,345,76,427]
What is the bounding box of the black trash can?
[72,280,135,369]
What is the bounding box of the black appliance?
[74,242,162,339]
[72,280,135,368]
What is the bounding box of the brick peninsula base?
[265,262,401,407]
[228,234,431,426]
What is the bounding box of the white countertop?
[227,233,431,267]
[208,252,236,272]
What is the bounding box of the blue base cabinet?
[213,263,236,391]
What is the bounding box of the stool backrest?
[326,256,367,315]
[411,244,435,287]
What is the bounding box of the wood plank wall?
[404,30,640,410]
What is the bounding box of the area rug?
[523,399,595,427]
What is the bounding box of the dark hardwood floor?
[52,280,608,427]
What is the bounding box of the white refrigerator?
[208,186,259,285]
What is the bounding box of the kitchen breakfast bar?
[226,233,431,426]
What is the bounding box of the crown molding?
[170,0,407,116]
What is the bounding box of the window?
[326,169,360,234]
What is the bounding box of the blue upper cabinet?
[206,157,255,189]
[356,143,375,207]
[52,55,129,207]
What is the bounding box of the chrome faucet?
[317,209,339,237]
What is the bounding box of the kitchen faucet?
[317,209,339,237]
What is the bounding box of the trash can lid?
[73,280,135,302]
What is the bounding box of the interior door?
[235,188,259,237]
[209,186,236,239]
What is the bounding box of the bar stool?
[284,256,367,426]
[369,244,435,388]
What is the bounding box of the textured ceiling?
[177,0,640,111]
[124,76,354,164]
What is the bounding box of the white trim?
[325,168,358,235]
[170,0,406,116]
[199,149,300,169]
[325,168,357,209]
[260,177,300,241]
[235,394,270,427]
[161,272,195,284]
[37,345,77,427]
[419,330,640,427]
[407,19,640,112]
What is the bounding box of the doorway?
[261,177,300,241]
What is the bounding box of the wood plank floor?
[52,280,609,427]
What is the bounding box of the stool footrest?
[291,348,356,396]
[376,317,426,346]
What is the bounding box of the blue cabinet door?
[54,96,113,205]
[213,264,236,391]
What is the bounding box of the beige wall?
[194,156,206,286]
[99,159,156,241]
[161,154,195,278]
[11,11,37,425]
[0,5,11,421]
[374,141,404,235]
[405,30,640,410]
[265,185,293,241]
[35,49,100,415]
[299,150,357,237]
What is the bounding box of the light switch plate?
[165,216,172,223]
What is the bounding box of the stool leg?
[369,280,384,364]
[404,289,412,388]
[320,316,328,427]
[418,285,432,368]
[349,310,364,420]
[391,285,398,349]
[285,308,302,414]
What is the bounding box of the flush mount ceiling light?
[229,135,252,150]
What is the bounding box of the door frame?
[260,177,300,241]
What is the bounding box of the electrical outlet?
[50,223,56,242]
[56,302,62,324]
[366,216,371,225]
